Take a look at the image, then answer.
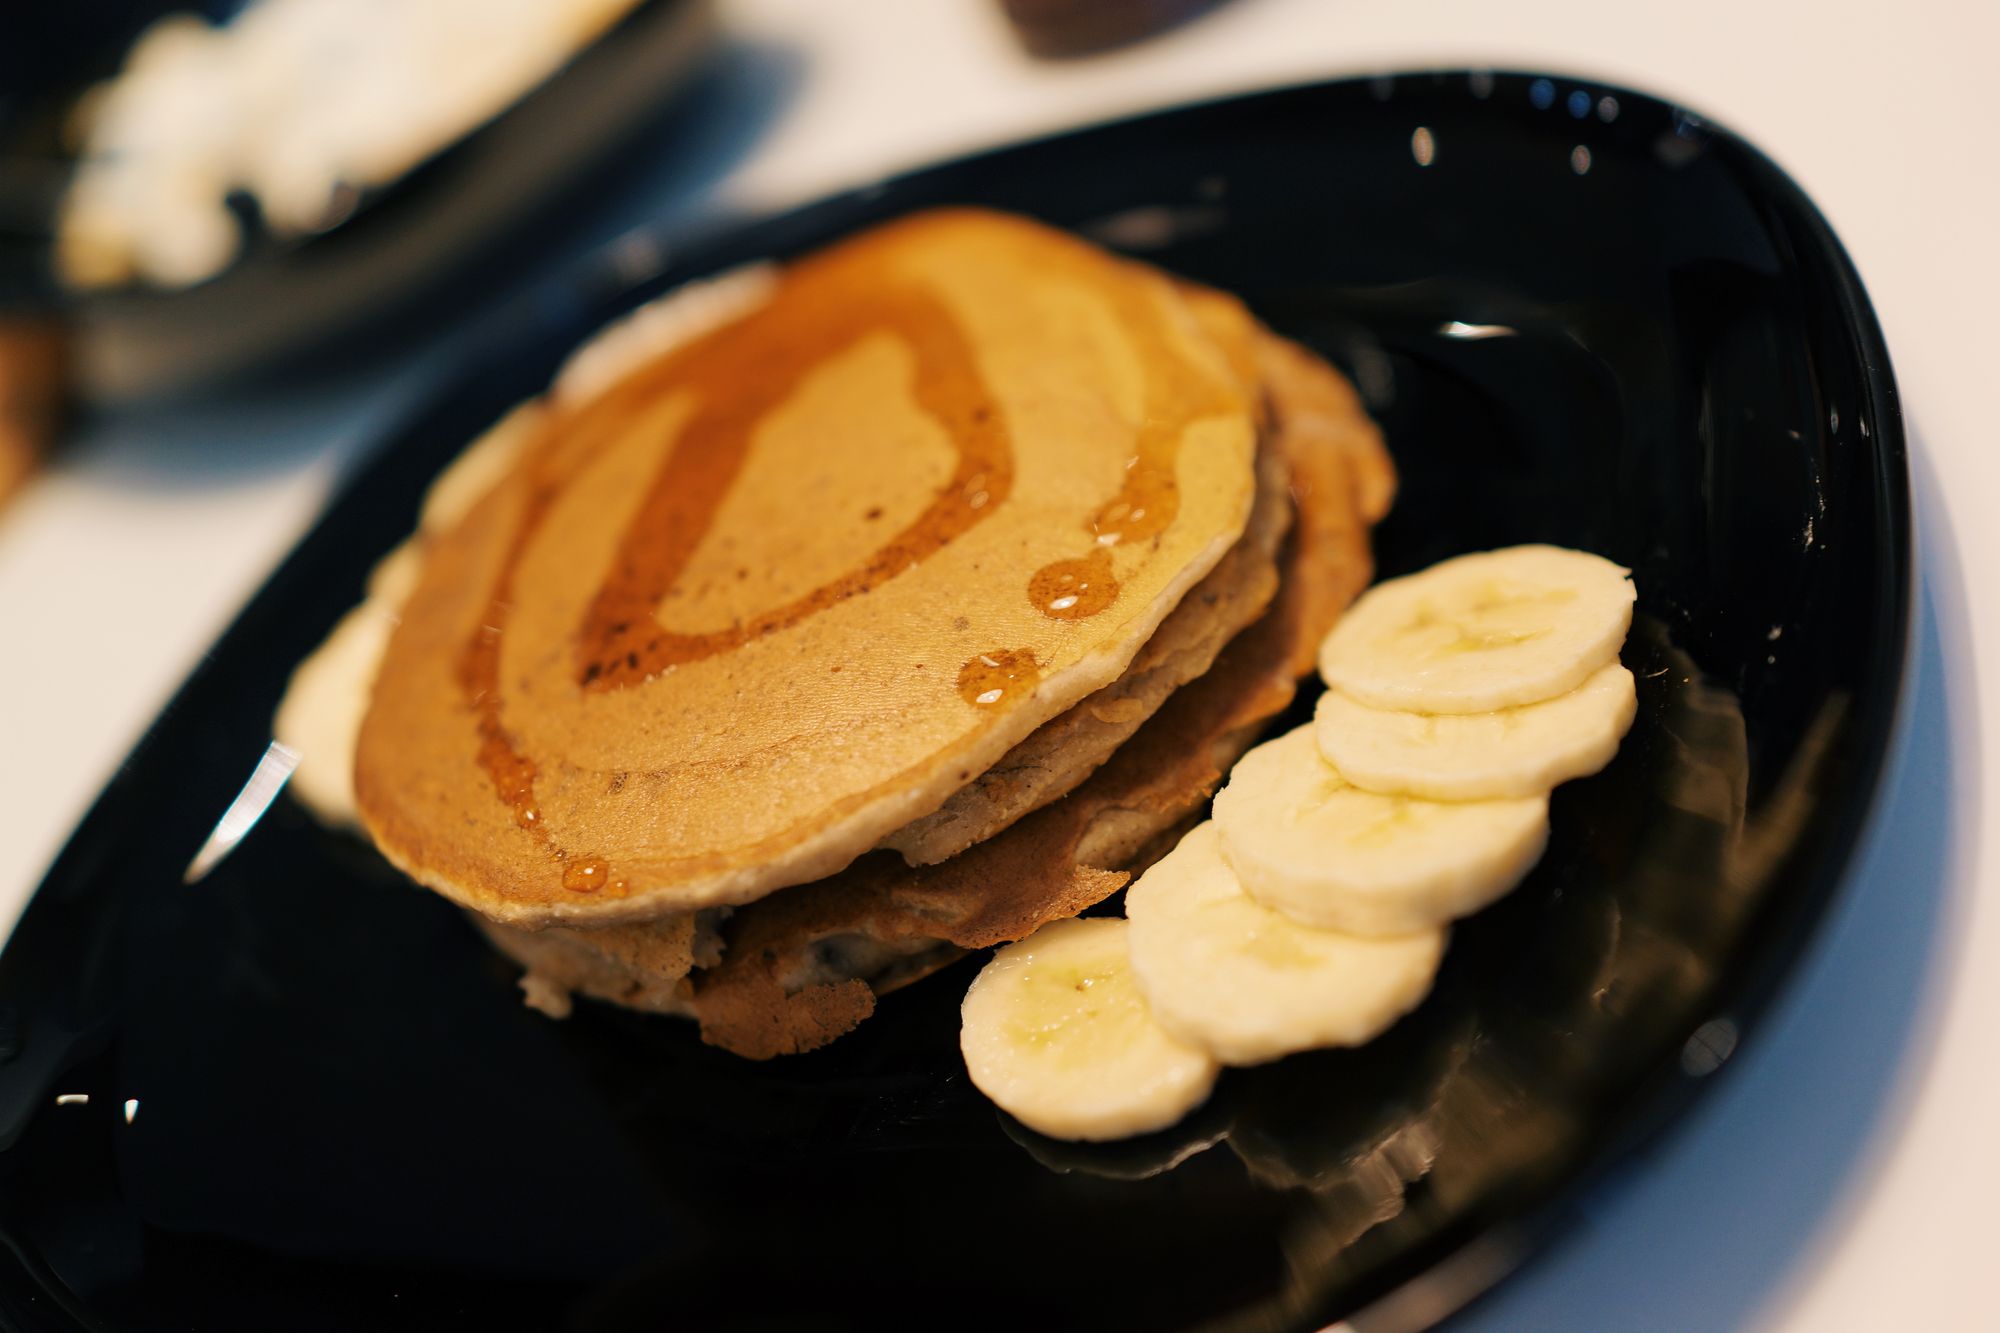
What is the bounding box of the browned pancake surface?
[355,210,1262,926]
[875,281,1285,867]
[485,330,1392,1057]
[880,435,1290,865]
[686,332,1385,1056]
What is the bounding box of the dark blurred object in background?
[1,1,219,312]
[0,0,740,403]
[0,2,133,505]
[998,0,1232,58]
[0,1,228,130]
[0,317,69,509]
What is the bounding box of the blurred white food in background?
[56,0,646,290]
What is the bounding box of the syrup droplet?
[1028,548,1119,620]
[563,857,613,893]
[957,648,1041,706]
[1035,266,1245,616]
[472,727,545,831]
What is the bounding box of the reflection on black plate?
[0,74,1907,1332]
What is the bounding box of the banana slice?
[1125,823,1446,1065]
[960,918,1219,1141]
[1213,724,1548,936]
[1319,545,1635,713]
[1315,662,1638,801]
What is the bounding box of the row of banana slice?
[960,546,1639,1141]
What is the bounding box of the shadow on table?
[1452,432,1978,1332]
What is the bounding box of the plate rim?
[0,68,1913,1332]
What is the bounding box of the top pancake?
[475,324,1396,1058]
[354,209,1262,925]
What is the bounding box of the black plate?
[0,73,1908,1332]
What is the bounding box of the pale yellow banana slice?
[1315,661,1638,801]
[960,918,1219,1141]
[1212,724,1548,936]
[1319,545,1635,713]
[1125,823,1446,1065]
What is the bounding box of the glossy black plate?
[0,73,1908,1332]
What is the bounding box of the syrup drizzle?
[451,218,1245,890]
[457,236,1013,891]
[1024,264,1243,618]
[576,279,1012,691]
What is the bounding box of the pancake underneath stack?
[277,208,1395,1057]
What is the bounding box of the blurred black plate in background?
[0,73,1908,1331]
[0,0,716,400]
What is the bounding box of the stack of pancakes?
[278,209,1393,1057]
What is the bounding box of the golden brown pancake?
[882,431,1290,865]
[482,329,1391,1057]
[355,209,1264,926]
[878,284,1308,866]
[476,909,729,1021]
[876,294,1392,860]
[275,403,548,829]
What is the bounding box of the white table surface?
[2,1,1994,1328]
